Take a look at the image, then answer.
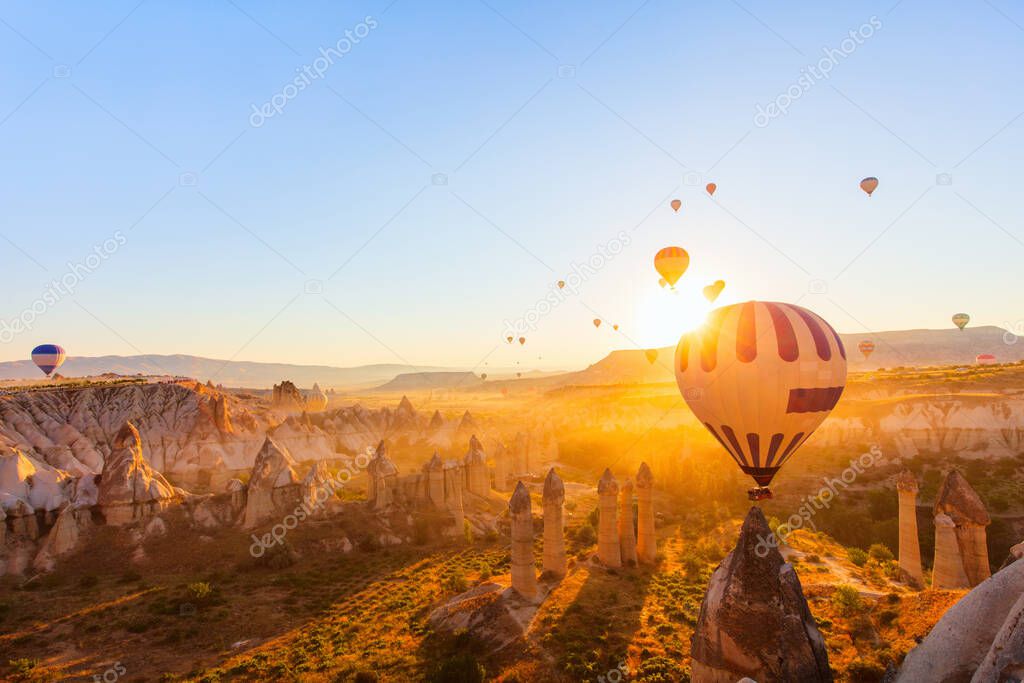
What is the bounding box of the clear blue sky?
[1,1,1022,371]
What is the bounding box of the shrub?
[847,547,868,567]
[868,544,894,562]
[188,582,213,601]
[832,585,863,617]
[427,653,485,683]
[574,524,597,546]
[846,658,886,682]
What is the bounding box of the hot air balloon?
[654,247,689,288]
[706,183,717,196]
[645,349,658,364]
[613,324,619,331]
[518,336,526,345]
[670,199,682,212]
[517,372,522,378]
[977,354,996,365]
[506,336,514,344]
[557,280,565,289]
[593,319,602,328]
[658,278,667,289]
[501,387,509,397]
[953,313,970,330]
[858,340,875,359]
[31,344,66,377]
[860,177,879,197]
[481,373,487,380]
[702,280,725,303]
[675,302,847,500]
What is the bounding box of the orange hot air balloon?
[860,177,879,197]
[613,324,619,331]
[670,199,682,212]
[658,278,667,289]
[518,336,526,345]
[506,336,513,343]
[702,280,725,303]
[675,301,847,500]
[654,246,689,288]
[645,349,658,364]
[858,340,875,359]
[706,183,717,196]
[593,319,602,329]
[557,280,565,289]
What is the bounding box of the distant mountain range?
[553,325,1023,387]
[0,354,457,390]
[1,327,1016,391]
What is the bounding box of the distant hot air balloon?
[706,183,717,196]
[953,313,970,330]
[517,372,522,378]
[506,336,514,344]
[658,278,667,289]
[858,340,875,359]
[501,387,509,397]
[593,319,602,328]
[518,336,526,345]
[557,280,565,289]
[613,324,619,331]
[654,247,689,288]
[645,349,658,364]
[702,280,726,303]
[31,344,66,377]
[481,373,487,380]
[670,199,682,212]
[675,302,847,500]
[977,353,996,365]
[860,177,879,197]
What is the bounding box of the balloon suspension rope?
[748,487,773,502]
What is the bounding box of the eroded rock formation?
[97,423,179,526]
[509,481,537,597]
[690,506,831,683]
[934,469,991,587]
[240,437,300,529]
[543,468,566,577]
[618,478,637,566]
[597,469,621,568]
[896,470,924,587]
[636,462,656,565]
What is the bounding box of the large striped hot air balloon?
[952,313,970,330]
[654,247,689,288]
[977,354,996,365]
[858,340,875,359]
[675,302,847,500]
[31,344,66,376]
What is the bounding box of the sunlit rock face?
[690,507,832,683]
[240,437,301,530]
[97,422,179,526]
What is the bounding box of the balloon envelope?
[506,336,513,343]
[858,340,875,359]
[658,278,667,289]
[645,349,658,364]
[670,199,682,212]
[860,177,879,196]
[518,336,526,345]
[593,319,602,328]
[952,313,970,330]
[706,183,717,196]
[977,354,996,365]
[557,280,565,289]
[613,324,619,331]
[31,344,66,376]
[654,246,689,287]
[675,302,847,492]
[702,280,725,303]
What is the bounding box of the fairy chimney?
[509,482,537,597]
[635,462,656,564]
[619,478,638,565]
[463,435,490,498]
[543,468,566,577]
[366,440,398,510]
[445,462,465,539]
[934,469,991,587]
[932,513,970,589]
[492,441,511,492]
[896,470,924,587]
[512,431,529,475]
[597,469,621,568]
[424,452,445,509]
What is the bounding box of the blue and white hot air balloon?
[31,344,66,376]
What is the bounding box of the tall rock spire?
[509,482,537,597]
[618,478,637,565]
[543,468,566,577]
[597,469,621,568]
[896,470,923,587]
[635,462,656,564]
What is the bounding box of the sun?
[634,283,712,349]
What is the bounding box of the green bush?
[427,653,485,682]
[847,547,868,567]
[832,585,863,617]
[868,544,894,562]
